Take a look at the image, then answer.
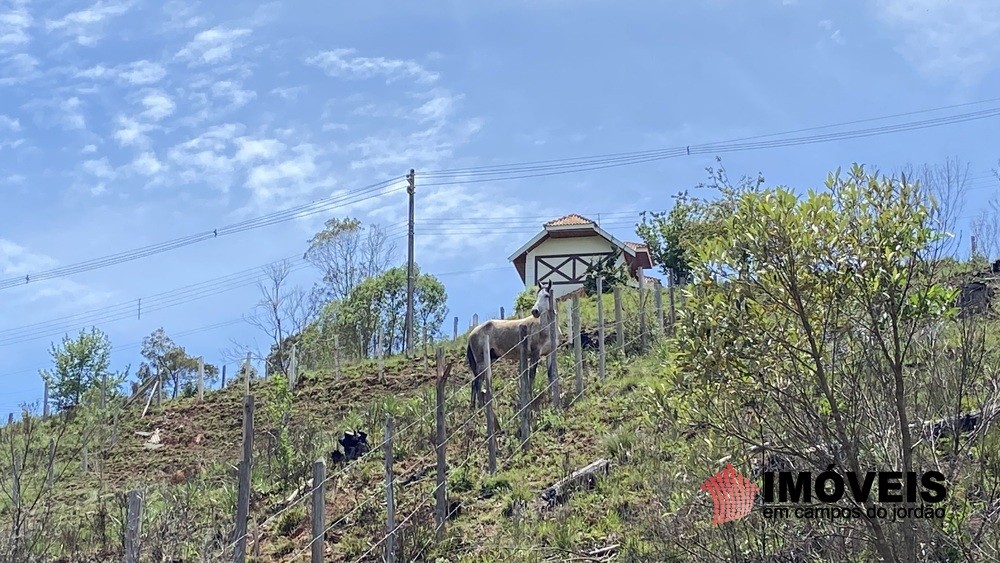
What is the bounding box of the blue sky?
[2,0,999,414]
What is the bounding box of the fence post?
[655,285,664,336]
[334,334,342,379]
[423,326,428,368]
[597,277,607,381]
[453,316,459,340]
[638,275,648,352]
[125,489,143,563]
[234,395,255,563]
[221,365,227,388]
[311,458,326,563]
[198,356,205,401]
[668,269,677,336]
[518,324,530,450]
[377,333,384,382]
[288,344,298,391]
[483,335,497,475]
[500,306,505,319]
[43,380,49,419]
[434,348,448,540]
[613,286,624,354]
[547,289,561,410]
[100,372,107,410]
[472,313,479,327]
[243,352,252,398]
[385,414,396,563]
[572,293,583,398]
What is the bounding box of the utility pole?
[405,169,416,357]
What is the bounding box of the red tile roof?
[545,213,596,227]
[625,241,648,251]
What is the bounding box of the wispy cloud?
[874,0,1000,82]
[0,2,32,48]
[45,0,135,47]
[0,52,38,84]
[0,114,21,131]
[0,238,57,276]
[818,19,845,45]
[176,26,251,66]
[306,48,440,84]
[59,97,86,129]
[77,60,167,85]
[141,90,176,121]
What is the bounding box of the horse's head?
[530,280,553,318]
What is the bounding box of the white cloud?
[0,238,57,276]
[132,151,164,176]
[167,123,243,191]
[176,26,251,65]
[141,90,176,121]
[270,86,305,100]
[234,137,285,163]
[211,80,256,108]
[0,3,32,48]
[77,60,167,85]
[45,0,134,47]
[0,114,20,131]
[160,0,207,31]
[818,19,845,45]
[307,48,440,84]
[113,115,154,146]
[874,0,1000,82]
[82,144,97,153]
[60,97,86,129]
[83,157,116,180]
[0,53,38,84]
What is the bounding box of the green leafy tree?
[335,265,448,358]
[40,327,117,411]
[581,247,629,296]
[669,163,979,561]
[140,328,219,399]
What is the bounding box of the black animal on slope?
[329,429,371,464]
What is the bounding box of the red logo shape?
[700,463,760,525]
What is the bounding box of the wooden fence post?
[100,372,107,410]
[155,367,162,408]
[472,313,479,327]
[234,395,255,563]
[311,458,326,563]
[547,290,561,410]
[423,326,428,368]
[654,285,664,336]
[597,277,607,381]
[500,306,505,319]
[453,316,459,340]
[377,333,384,382]
[572,293,583,398]
[638,275,648,352]
[243,352,252,398]
[334,334,342,379]
[613,286,624,354]
[434,348,448,540]
[384,414,396,563]
[198,356,205,401]
[43,380,49,419]
[668,269,677,336]
[288,345,298,391]
[482,335,497,475]
[221,365,227,388]
[518,324,530,449]
[125,489,143,563]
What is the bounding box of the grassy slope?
[5,295,682,563]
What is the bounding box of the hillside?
[0,291,687,562]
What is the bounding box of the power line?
[0,176,405,292]
[0,256,311,348]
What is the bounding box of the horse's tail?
[466,340,478,378]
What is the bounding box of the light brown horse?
[466,280,561,409]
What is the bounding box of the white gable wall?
[525,235,639,300]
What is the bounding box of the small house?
[507,213,657,300]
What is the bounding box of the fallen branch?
[540,458,611,510]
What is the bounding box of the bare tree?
[244,260,320,375]
[303,217,397,301]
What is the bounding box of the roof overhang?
[508,223,637,263]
